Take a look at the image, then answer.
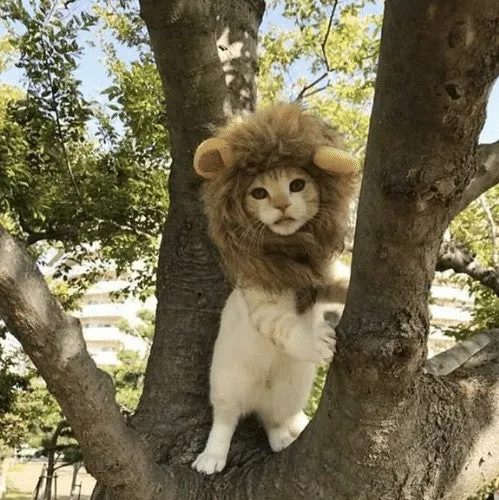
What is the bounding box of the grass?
[5,490,30,500]
[5,463,24,473]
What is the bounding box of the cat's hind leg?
[192,407,239,474]
[260,359,315,452]
[266,424,295,452]
[263,411,309,452]
[287,410,309,438]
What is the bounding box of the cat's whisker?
[234,218,264,250]
[254,221,267,250]
[236,217,265,250]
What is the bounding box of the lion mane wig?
[193,103,358,295]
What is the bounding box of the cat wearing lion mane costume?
[191,103,358,475]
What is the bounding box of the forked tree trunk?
[132,0,499,497]
[0,1,498,500]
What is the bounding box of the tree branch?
[25,228,78,246]
[295,0,338,100]
[436,239,499,296]
[17,214,77,247]
[454,140,499,216]
[0,226,184,500]
[424,330,498,376]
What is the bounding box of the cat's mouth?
[274,216,296,225]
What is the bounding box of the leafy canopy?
[0,0,169,298]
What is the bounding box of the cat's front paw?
[285,322,336,364]
[311,322,336,364]
[192,451,227,475]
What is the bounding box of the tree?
[0,345,30,448]
[0,1,499,500]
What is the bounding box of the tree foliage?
[0,0,169,298]
[1,0,495,310]
[449,187,499,334]
[0,367,60,449]
[259,0,380,152]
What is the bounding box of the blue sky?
[0,2,497,144]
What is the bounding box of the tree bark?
[134,0,499,497]
[0,228,179,500]
[1,1,499,499]
[132,0,499,496]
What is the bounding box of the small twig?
[297,81,330,100]
[94,218,156,240]
[37,35,86,210]
[295,0,338,100]
[54,462,73,471]
[42,0,58,25]
[321,0,338,72]
[354,144,366,157]
[478,194,498,268]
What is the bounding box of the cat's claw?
[192,452,227,475]
[313,322,336,364]
[285,322,336,364]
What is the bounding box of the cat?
[192,168,341,474]
[191,103,358,474]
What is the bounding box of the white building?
[427,281,474,357]
[37,248,153,367]
[74,278,154,366]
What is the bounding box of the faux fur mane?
[201,103,357,293]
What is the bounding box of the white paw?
[312,322,336,364]
[192,452,227,475]
[285,323,336,364]
[288,411,309,438]
[267,426,295,452]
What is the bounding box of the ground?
[4,459,95,499]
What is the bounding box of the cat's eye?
[250,187,268,200]
[289,179,306,192]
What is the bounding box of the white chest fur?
[192,287,336,475]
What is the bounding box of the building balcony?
[88,350,120,366]
[430,304,472,326]
[75,303,127,319]
[82,326,124,342]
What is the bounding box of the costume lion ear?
[313,146,359,175]
[193,138,235,179]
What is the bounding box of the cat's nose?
[274,200,291,211]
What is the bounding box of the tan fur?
[199,103,358,293]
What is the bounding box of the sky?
[0,2,497,144]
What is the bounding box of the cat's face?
[244,167,319,236]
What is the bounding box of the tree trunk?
[1,1,498,499]
[131,0,265,464]
[69,461,82,500]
